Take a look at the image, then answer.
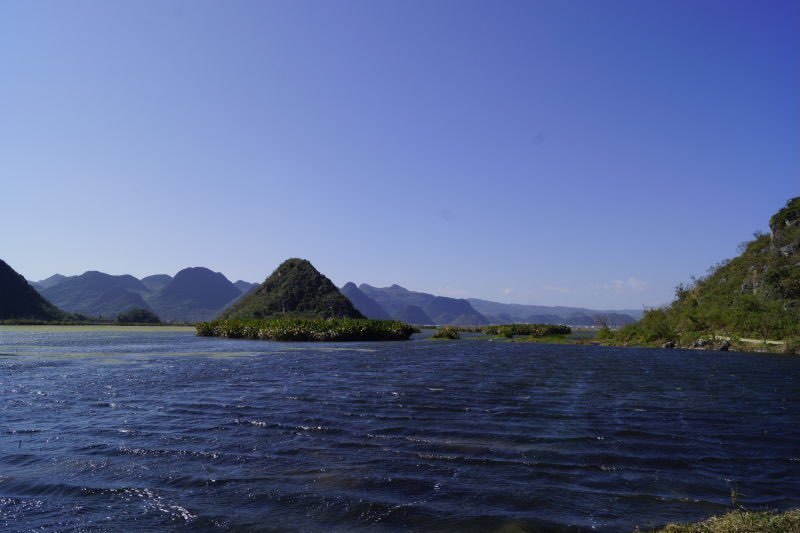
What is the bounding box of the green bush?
[482,323,571,338]
[432,326,460,339]
[655,508,800,532]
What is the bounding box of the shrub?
[784,337,800,355]
[482,323,571,338]
[432,326,460,339]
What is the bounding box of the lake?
[1,326,798,531]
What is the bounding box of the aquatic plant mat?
[196,317,417,342]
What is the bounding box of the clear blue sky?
[1,0,797,309]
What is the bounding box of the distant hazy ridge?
[21,264,638,325]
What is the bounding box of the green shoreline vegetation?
[5,198,800,355]
[0,325,195,333]
[431,326,461,339]
[597,198,800,355]
[1,316,191,327]
[196,317,418,342]
[429,323,574,342]
[0,319,180,326]
[483,323,571,338]
[649,508,800,532]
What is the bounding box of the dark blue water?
[1,327,798,532]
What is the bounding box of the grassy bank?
[0,319,192,327]
[596,325,800,354]
[431,326,461,339]
[650,508,800,532]
[599,198,800,355]
[196,317,418,342]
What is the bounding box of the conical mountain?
[0,259,63,321]
[220,258,364,320]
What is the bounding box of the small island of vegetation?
[483,323,572,338]
[196,259,420,341]
[432,325,461,339]
[220,258,364,320]
[196,317,417,342]
[429,323,574,342]
[115,308,162,324]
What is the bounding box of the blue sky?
[1,0,797,309]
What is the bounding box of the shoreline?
[650,508,800,532]
[0,324,196,332]
[2,323,797,354]
[425,325,799,355]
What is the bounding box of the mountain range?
[342,283,638,326]
[466,299,641,326]
[353,284,490,325]
[31,267,258,323]
[22,266,639,326]
[38,271,152,319]
[147,267,244,322]
[8,198,799,331]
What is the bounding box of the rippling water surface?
[1,326,798,532]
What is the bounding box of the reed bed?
[196,317,417,342]
[482,323,571,338]
[432,326,461,339]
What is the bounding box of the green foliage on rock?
[432,326,461,339]
[116,308,161,324]
[653,508,800,532]
[607,198,800,348]
[770,196,800,231]
[196,317,417,342]
[219,258,364,320]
